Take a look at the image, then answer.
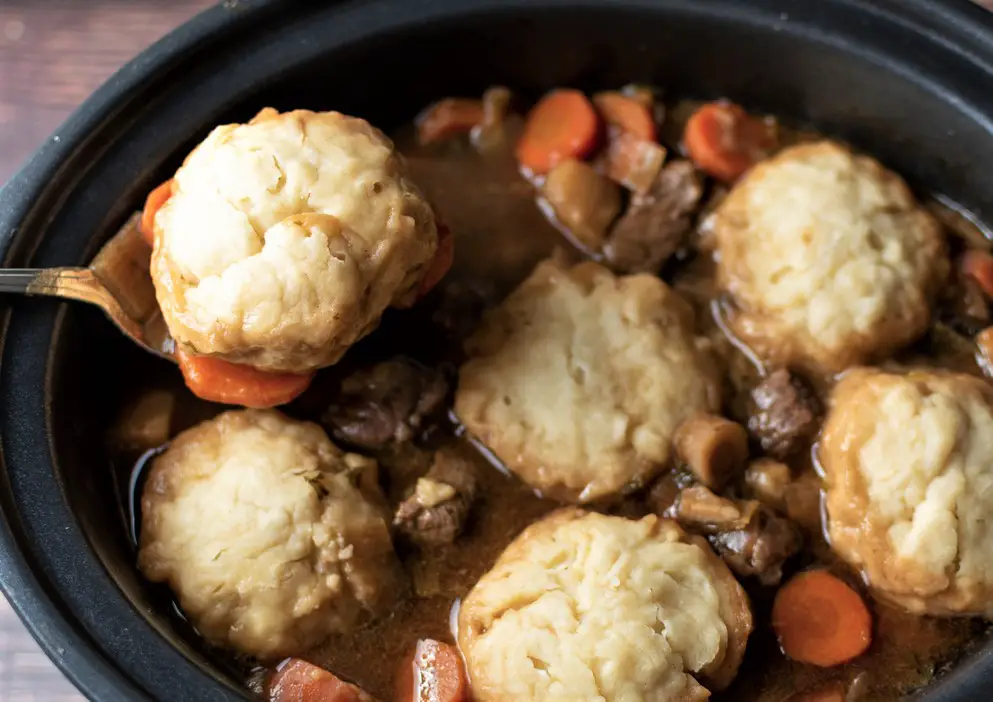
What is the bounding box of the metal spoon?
[0,213,174,361]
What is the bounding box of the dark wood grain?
[0,0,214,182]
[0,4,212,698]
[1,0,993,700]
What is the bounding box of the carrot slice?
[396,639,468,702]
[175,349,314,409]
[418,222,455,297]
[593,91,656,141]
[683,102,777,182]
[772,570,872,667]
[962,249,993,298]
[787,687,846,702]
[269,659,375,702]
[417,98,485,145]
[140,180,173,248]
[515,89,600,175]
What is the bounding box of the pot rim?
[1,1,993,699]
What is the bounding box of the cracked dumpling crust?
[714,141,947,373]
[137,410,404,659]
[454,259,721,504]
[820,369,993,616]
[458,509,752,701]
[151,108,438,373]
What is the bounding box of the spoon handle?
[0,268,57,294]
[0,267,146,341]
[2,267,104,302]
[0,267,86,294]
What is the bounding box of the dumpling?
[458,509,752,701]
[455,258,721,503]
[138,409,404,659]
[151,108,438,373]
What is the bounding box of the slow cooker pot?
[2,0,993,699]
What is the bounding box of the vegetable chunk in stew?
[100,83,993,702]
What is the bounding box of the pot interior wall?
[14,1,993,699]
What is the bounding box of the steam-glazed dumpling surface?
[458,509,752,701]
[821,369,993,616]
[455,259,721,503]
[138,409,404,659]
[151,108,438,373]
[714,141,947,373]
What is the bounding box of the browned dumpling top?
[821,369,993,616]
[455,258,721,504]
[138,409,404,659]
[152,108,438,373]
[715,141,947,373]
[459,509,752,701]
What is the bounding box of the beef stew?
[106,85,993,702]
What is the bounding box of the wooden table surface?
[0,4,212,699]
[2,0,993,699]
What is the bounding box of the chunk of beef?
[601,131,667,194]
[603,159,704,273]
[710,507,802,586]
[673,414,749,491]
[645,470,695,518]
[322,359,448,450]
[747,369,821,459]
[674,485,756,532]
[394,448,478,547]
[649,481,801,585]
[744,458,792,510]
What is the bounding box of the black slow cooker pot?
[2,0,993,699]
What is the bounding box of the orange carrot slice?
[269,659,374,702]
[396,639,468,702]
[417,98,485,145]
[683,102,777,182]
[140,180,173,247]
[593,91,656,141]
[515,89,600,174]
[176,349,314,409]
[787,686,846,702]
[962,249,993,298]
[418,222,454,296]
[772,570,872,667]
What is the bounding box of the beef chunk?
[747,369,821,459]
[645,470,695,518]
[323,359,448,450]
[744,458,792,510]
[710,507,802,586]
[394,448,478,547]
[649,480,801,585]
[603,159,704,273]
[675,485,754,531]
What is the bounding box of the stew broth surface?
[113,98,991,701]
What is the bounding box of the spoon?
[0,213,174,361]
